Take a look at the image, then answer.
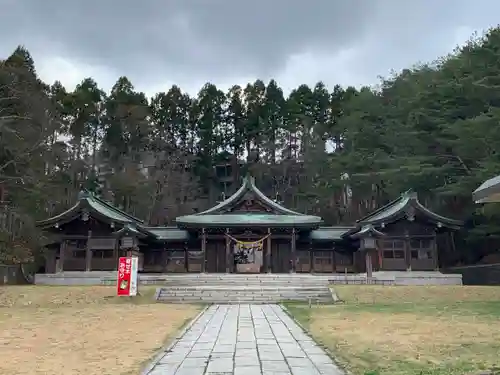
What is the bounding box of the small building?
[37,176,462,274]
[473,175,500,203]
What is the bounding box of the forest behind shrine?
[2,27,500,266]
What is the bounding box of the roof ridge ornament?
[405,206,416,221]
[77,188,91,200]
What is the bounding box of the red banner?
[117,257,131,296]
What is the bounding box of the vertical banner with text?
[117,256,138,296]
[129,256,138,296]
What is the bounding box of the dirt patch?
[0,286,201,375]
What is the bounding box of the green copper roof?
[473,174,500,203]
[177,175,322,228]
[113,223,146,238]
[196,175,307,216]
[309,227,354,241]
[349,224,386,239]
[349,190,462,233]
[141,227,190,241]
[36,190,143,228]
[176,213,322,228]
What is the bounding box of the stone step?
[155,285,334,304]
[105,280,331,286]
[156,280,328,287]
[160,284,328,292]
[158,299,331,305]
[160,293,331,298]
[156,295,333,303]
[159,292,332,297]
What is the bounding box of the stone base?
[34,270,463,286]
[236,263,260,273]
[329,271,463,285]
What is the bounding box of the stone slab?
[145,304,345,374]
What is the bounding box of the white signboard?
[129,256,139,296]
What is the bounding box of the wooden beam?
[57,240,66,273]
[309,240,314,274]
[201,228,206,273]
[404,230,411,271]
[225,228,231,273]
[266,228,272,273]
[365,250,373,279]
[184,242,188,272]
[433,233,439,271]
[85,230,93,272]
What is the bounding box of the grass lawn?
[0,285,202,375]
[285,285,500,375]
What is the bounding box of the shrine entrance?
[206,241,227,273]
[227,232,268,274]
[271,242,292,273]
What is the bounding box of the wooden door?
[296,250,311,273]
[313,251,334,273]
[206,242,227,273]
[187,251,203,272]
[166,251,186,273]
[271,242,291,273]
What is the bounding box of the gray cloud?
[1,0,500,92]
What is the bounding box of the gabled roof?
[345,190,462,236]
[176,175,323,228]
[473,175,500,203]
[177,213,322,228]
[36,190,143,228]
[196,174,306,216]
[349,224,386,239]
[139,226,190,241]
[112,223,147,238]
[309,226,355,241]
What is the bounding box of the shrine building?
[37,175,462,274]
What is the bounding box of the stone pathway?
[146,304,344,375]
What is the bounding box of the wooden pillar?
[46,248,57,274]
[433,232,439,271]
[404,231,411,271]
[309,240,314,273]
[85,230,93,272]
[331,244,336,273]
[57,240,66,273]
[266,228,272,273]
[201,228,206,273]
[225,228,231,273]
[113,237,120,270]
[162,248,168,273]
[184,241,189,272]
[290,228,296,273]
[365,250,373,279]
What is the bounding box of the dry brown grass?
[287,286,500,375]
[0,286,202,375]
[334,284,500,305]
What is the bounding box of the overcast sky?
[1,0,499,98]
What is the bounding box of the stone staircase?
[154,274,336,304]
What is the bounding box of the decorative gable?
[230,193,274,213]
[194,174,306,217]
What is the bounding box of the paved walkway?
[147,304,344,375]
